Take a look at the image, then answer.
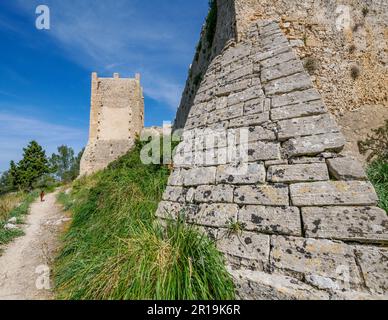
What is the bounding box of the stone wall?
[80,73,144,175]
[158,0,387,300]
[174,0,237,129]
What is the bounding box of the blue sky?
[0,0,208,172]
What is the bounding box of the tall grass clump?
[0,191,38,246]
[367,160,388,213]
[54,139,235,300]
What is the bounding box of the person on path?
[40,190,45,202]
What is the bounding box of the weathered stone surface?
[217,230,270,267]
[168,169,183,186]
[267,163,329,183]
[271,236,363,290]
[194,185,234,203]
[183,167,217,186]
[264,73,313,96]
[207,104,244,123]
[277,115,339,141]
[290,157,325,164]
[248,141,281,161]
[163,186,187,203]
[156,201,183,220]
[283,133,346,157]
[272,88,321,108]
[254,46,290,63]
[355,246,388,295]
[234,185,289,206]
[229,112,270,128]
[290,181,378,206]
[239,205,301,236]
[243,98,265,115]
[188,203,238,227]
[216,163,266,184]
[302,206,388,243]
[247,126,276,142]
[261,60,304,83]
[257,51,295,69]
[231,269,330,300]
[271,100,327,121]
[327,157,367,181]
[265,159,288,167]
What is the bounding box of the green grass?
[54,140,235,300]
[0,191,38,246]
[367,159,388,213]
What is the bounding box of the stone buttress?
[156,2,387,300]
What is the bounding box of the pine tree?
[17,141,49,190]
[8,160,20,189]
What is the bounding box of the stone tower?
[80,72,144,175]
[158,0,388,299]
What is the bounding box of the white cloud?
[0,112,87,171]
[13,0,201,110]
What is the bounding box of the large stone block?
[229,112,270,128]
[162,186,187,203]
[194,184,234,203]
[261,59,304,83]
[155,201,183,220]
[272,88,321,108]
[302,206,388,243]
[217,230,270,268]
[355,246,388,295]
[271,236,363,290]
[271,100,327,121]
[248,141,281,161]
[239,205,301,236]
[290,181,379,206]
[263,73,313,96]
[277,115,339,141]
[183,167,217,186]
[189,203,238,227]
[283,132,346,157]
[234,184,289,206]
[216,163,266,185]
[267,163,329,183]
[327,157,367,181]
[231,269,330,300]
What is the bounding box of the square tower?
[80,72,144,175]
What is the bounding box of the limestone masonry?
[158,0,388,299]
[80,72,144,175]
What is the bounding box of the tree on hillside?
[8,160,20,189]
[0,170,12,194]
[17,141,50,190]
[50,146,84,182]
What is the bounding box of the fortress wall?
[159,0,388,299]
[80,73,144,176]
[174,0,237,129]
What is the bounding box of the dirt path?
[0,191,69,300]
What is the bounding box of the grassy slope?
[367,160,388,213]
[0,191,38,246]
[55,140,235,300]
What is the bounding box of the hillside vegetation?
[55,140,235,300]
[0,191,38,247]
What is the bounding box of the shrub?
[304,57,318,75]
[205,0,217,48]
[367,160,388,213]
[362,7,369,17]
[358,120,388,162]
[349,44,356,54]
[350,65,361,80]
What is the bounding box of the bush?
[367,160,388,213]
[205,0,217,48]
[54,139,235,300]
[304,57,318,75]
[0,191,38,246]
[358,120,388,162]
[351,65,361,80]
